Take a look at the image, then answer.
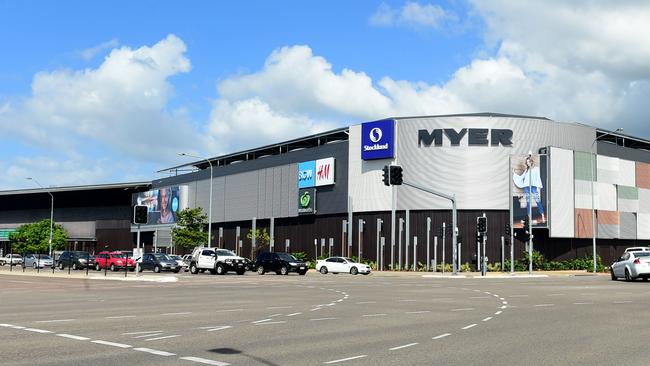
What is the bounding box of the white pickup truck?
[188,247,247,275]
[0,254,23,266]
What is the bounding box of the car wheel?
[625,268,634,282]
[154,265,161,273]
[138,266,143,272]
[95,263,101,271]
[216,264,226,275]
[280,266,289,275]
[610,269,617,281]
[58,262,64,270]
[362,273,370,275]
[173,269,180,273]
[33,262,38,269]
[110,264,116,272]
[320,266,328,274]
[350,267,358,275]
[190,263,198,274]
[257,266,265,275]
[236,269,246,275]
[72,263,79,271]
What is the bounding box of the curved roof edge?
[0,181,151,196]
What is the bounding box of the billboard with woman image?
[511,154,548,228]
[131,185,188,225]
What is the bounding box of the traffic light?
[133,205,148,224]
[523,215,530,234]
[505,223,511,236]
[389,165,403,185]
[382,166,390,186]
[477,216,487,234]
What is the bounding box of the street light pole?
[179,153,214,248]
[26,178,54,256]
[590,128,623,273]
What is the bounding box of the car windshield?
[278,253,297,261]
[112,254,126,258]
[39,255,52,260]
[343,257,356,263]
[216,249,236,256]
[168,255,181,260]
[153,254,169,260]
[633,252,650,257]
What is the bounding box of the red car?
[95,251,135,271]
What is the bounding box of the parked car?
[611,251,650,281]
[23,254,54,268]
[56,251,95,270]
[0,254,23,266]
[95,251,135,271]
[316,257,371,275]
[188,247,247,275]
[624,247,650,253]
[138,253,180,273]
[167,255,187,271]
[181,254,192,271]
[255,252,307,275]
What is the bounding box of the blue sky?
[1,1,649,189]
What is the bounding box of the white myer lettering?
[363,143,389,151]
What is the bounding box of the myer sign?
[361,119,395,160]
[418,128,513,147]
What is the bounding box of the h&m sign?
[418,128,513,147]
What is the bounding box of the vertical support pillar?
[270,217,275,252]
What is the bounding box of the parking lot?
[0,267,647,366]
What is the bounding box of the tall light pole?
[26,177,54,256]
[179,153,214,248]
[590,128,623,273]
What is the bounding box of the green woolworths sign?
[298,189,316,215]
[0,228,17,240]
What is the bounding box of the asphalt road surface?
[0,269,647,366]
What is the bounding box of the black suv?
[57,251,96,270]
[139,253,180,273]
[255,252,307,275]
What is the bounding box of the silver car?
[611,251,650,281]
[23,254,54,268]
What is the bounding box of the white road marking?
[92,340,132,348]
[286,312,302,317]
[57,334,90,341]
[145,335,180,341]
[207,326,232,332]
[267,306,293,309]
[499,298,505,301]
[433,333,451,340]
[573,302,593,305]
[133,333,164,338]
[462,324,477,330]
[450,308,474,312]
[162,312,192,316]
[502,301,508,304]
[105,315,136,319]
[24,328,52,333]
[362,313,387,317]
[500,305,507,309]
[405,311,431,314]
[494,311,503,315]
[134,347,176,356]
[323,355,368,364]
[268,313,282,317]
[251,319,272,324]
[482,317,493,322]
[535,304,555,307]
[0,323,14,327]
[310,317,338,321]
[36,319,75,323]
[122,330,163,335]
[389,342,418,351]
[254,321,286,325]
[180,356,230,365]
[11,326,25,329]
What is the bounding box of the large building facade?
[2,113,649,266]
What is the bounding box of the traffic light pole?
[402,181,458,275]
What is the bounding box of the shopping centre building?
[2,113,649,266]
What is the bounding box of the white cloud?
[79,39,120,61]
[369,1,458,29]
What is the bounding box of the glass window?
[277,253,296,261]
[634,252,650,257]
[326,258,336,262]
[216,249,236,256]
[202,250,213,256]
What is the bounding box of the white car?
[611,251,650,281]
[316,257,371,275]
[0,254,23,266]
[624,247,650,253]
[23,254,54,268]
[167,255,187,271]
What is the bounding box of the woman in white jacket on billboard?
[512,156,545,223]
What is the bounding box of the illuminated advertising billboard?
[132,185,188,225]
[511,154,548,228]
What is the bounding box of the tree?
[8,219,68,254]
[171,207,209,249]
[247,228,270,254]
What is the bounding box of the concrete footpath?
[0,267,178,282]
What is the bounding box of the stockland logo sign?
[361,119,394,160]
[298,161,315,188]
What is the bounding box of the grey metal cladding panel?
[287,165,298,216]
[257,170,266,218]
[315,145,349,215]
[597,142,650,164]
[224,172,259,221]
[193,178,226,222]
[272,167,283,217]
[280,165,290,217]
[265,169,274,218]
[620,212,637,239]
[156,142,349,186]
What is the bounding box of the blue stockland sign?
[298,160,316,188]
[361,119,395,160]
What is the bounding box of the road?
[0,268,646,365]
